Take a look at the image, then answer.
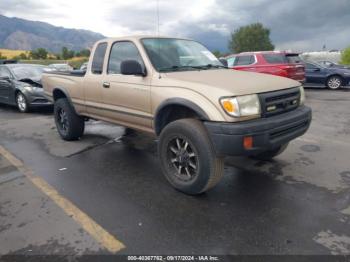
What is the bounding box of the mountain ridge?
[0,14,105,52]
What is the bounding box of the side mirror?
[219,58,228,67]
[0,76,10,81]
[120,60,146,76]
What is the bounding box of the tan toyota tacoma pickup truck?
[42,36,312,194]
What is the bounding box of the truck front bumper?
[204,106,312,156]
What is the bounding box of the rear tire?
[252,143,289,161]
[54,98,85,141]
[326,75,342,90]
[158,118,224,195]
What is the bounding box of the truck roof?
[225,51,300,59]
[95,35,193,44]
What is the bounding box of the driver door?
[305,63,326,84]
[102,41,152,130]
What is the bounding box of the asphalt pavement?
[0,89,350,258]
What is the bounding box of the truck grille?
[259,87,300,117]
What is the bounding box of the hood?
[18,78,42,87]
[163,69,301,96]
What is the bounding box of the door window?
[305,63,318,70]
[234,55,255,66]
[91,42,107,74]
[108,41,144,74]
[227,57,236,67]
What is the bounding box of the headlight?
[220,94,261,117]
[24,86,40,92]
[299,86,305,105]
[24,86,33,92]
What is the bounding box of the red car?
[225,51,305,83]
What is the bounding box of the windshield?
[12,65,44,80]
[141,38,223,72]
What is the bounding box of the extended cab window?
[108,42,144,74]
[91,42,107,74]
[234,55,255,66]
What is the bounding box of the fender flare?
[52,87,77,113]
[154,98,209,134]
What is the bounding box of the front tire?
[158,119,224,195]
[54,98,85,141]
[326,75,342,90]
[252,143,289,161]
[16,92,29,113]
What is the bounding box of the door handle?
[102,82,110,88]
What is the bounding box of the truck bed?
[44,70,86,77]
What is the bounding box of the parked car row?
[222,52,350,89]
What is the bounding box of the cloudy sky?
[1,0,350,52]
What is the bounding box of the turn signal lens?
[243,136,253,149]
[222,100,234,113]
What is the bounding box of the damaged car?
[0,64,52,112]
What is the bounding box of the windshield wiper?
[158,65,203,72]
[196,64,228,69]
[159,64,227,72]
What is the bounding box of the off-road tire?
[252,143,289,161]
[54,98,85,141]
[158,118,224,195]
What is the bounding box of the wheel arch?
[52,87,77,113]
[154,98,210,136]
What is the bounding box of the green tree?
[19,53,28,60]
[61,47,75,60]
[76,49,91,57]
[36,48,48,59]
[29,48,48,59]
[0,52,7,59]
[340,46,350,65]
[212,50,223,58]
[229,23,274,53]
[61,47,69,60]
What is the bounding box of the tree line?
[2,47,91,60]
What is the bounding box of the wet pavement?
[0,89,350,257]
